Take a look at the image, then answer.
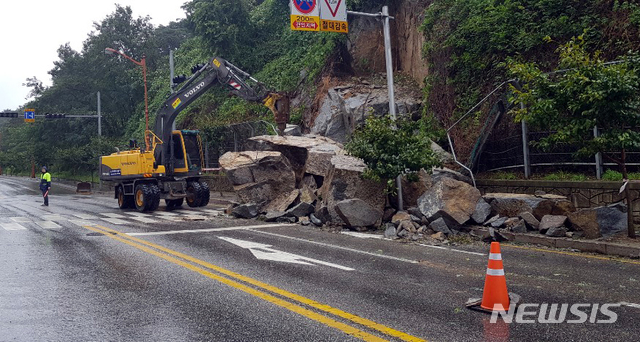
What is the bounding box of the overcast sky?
[0,1,187,111]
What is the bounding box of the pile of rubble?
[220,134,628,242]
[219,135,386,228]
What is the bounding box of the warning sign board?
[291,0,320,31]
[24,108,35,123]
[320,0,348,33]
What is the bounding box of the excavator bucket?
[264,93,290,134]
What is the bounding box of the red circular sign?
[293,0,316,14]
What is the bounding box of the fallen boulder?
[219,151,296,209]
[417,177,481,225]
[484,193,575,220]
[231,204,258,219]
[567,203,628,238]
[317,155,386,225]
[246,135,344,183]
[471,200,492,224]
[285,202,315,218]
[334,198,383,228]
[539,215,567,233]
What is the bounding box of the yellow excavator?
[100,57,288,212]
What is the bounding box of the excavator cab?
[168,130,204,176]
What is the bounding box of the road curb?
[471,228,640,259]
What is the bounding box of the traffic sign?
[320,0,348,33]
[291,0,320,31]
[24,108,35,123]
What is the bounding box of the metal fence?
[447,78,640,180]
[476,120,640,177]
[201,120,276,169]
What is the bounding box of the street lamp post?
[104,48,150,150]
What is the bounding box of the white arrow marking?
[219,237,354,271]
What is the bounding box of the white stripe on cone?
[486,268,505,276]
[488,253,502,260]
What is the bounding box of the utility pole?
[347,6,402,210]
[97,91,102,136]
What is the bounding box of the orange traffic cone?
[480,242,510,311]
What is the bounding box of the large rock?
[568,203,628,238]
[231,204,258,219]
[428,217,452,235]
[262,189,300,213]
[317,155,386,225]
[311,86,422,144]
[519,212,540,230]
[334,199,382,228]
[285,202,315,218]
[471,200,492,224]
[417,177,481,225]
[483,193,575,220]
[246,135,344,183]
[219,151,296,209]
[539,215,567,232]
[397,169,433,208]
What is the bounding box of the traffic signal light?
[0,112,18,118]
[191,63,206,74]
[172,74,187,84]
[45,113,66,119]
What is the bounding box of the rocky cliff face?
[348,0,431,85]
[305,0,431,138]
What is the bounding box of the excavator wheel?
[186,181,203,208]
[198,181,210,207]
[149,184,161,212]
[165,198,184,209]
[117,185,134,209]
[134,184,154,212]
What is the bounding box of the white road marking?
[619,302,640,309]
[10,217,31,223]
[201,209,223,215]
[129,217,157,224]
[36,221,61,229]
[174,210,201,215]
[418,243,486,256]
[126,224,291,236]
[252,230,419,264]
[219,237,354,271]
[125,212,150,217]
[341,231,384,239]
[1,222,28,231]
[101,218,128,225]
[101,213,127,218]
[154,212,179,216]
[41,214,67,221]
[69,219,94,226]
[73,214,98,220]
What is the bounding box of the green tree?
[508,36,640,238]
[345,115,442,196]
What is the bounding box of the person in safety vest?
[40,166,51,206]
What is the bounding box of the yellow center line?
[83,225,386,342]
[503,244,640,265]
[86,225,426,342]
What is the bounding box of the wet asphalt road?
[1,175,639,342]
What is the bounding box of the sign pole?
[346,7,401,210]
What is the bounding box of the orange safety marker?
[466,242,519,314]
[480,242,510,310]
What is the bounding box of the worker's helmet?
[41,166,48,172]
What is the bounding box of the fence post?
[521,104,531,178]
[594,126,603,179]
